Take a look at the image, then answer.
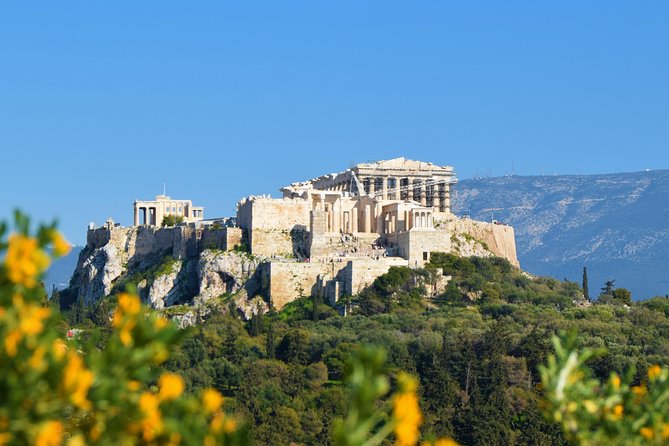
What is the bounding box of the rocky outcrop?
[194,250,261,305]
[140,261,184,309]
[433,213,519,267]
[66,226,264,315]
[75,243,124,305]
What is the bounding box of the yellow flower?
[29,346,47,371]
[168,432,182,446]
[35,420,63,446]
[128,380,141,391]
[223,419,237,433]
[139,392,163,441]
[611,375,621,390]
[19,305,51,336]
[393,373,423,446]
[154,317,168,329]
[52,339,67,360]
[640,427,654,440]
[119,322,135,347]
[67,435,86,446]
[51,230,72,257]
[202,388,224,413]
[428,439,459,446]
[611,404,623,420]
[662,423,669,440]
[158,373,184,401]
[118,293,141,316]
[5,234,50,288]
[648,365,662,381]
[4,329,21,357]
[63,351,94,410]
[632,385,647,396]
[0,432,11,446]
[583,400,598,414]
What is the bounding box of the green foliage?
[161,214,184,227]
[541,331,669,445]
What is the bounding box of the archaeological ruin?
[133,195,204,226]
[70,158,518,315]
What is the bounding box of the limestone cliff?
[64,225,260,316]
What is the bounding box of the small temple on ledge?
[133,195,204,226]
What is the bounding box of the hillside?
[453,170,669,299]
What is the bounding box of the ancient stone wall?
[391,231,452,267]
[199,227,243,251]
[338,258,410,296]
[265,261,331,309]
[237,198,311,257]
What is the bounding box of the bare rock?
[195,250,261,305]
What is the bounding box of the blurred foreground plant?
[0,211,246,445]
[540,331,669,445]
[333,346,458,446]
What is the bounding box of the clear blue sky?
[1,1,667,244]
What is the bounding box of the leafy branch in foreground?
[540,331,669,445]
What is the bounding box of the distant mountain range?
[453,170,669,300]
[44,246,82,294]
[46,170,669,300]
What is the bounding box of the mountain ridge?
[453,169,669,299]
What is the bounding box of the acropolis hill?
[65,158,518,321]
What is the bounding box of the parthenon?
[277,157,456,235]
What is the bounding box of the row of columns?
[134,206,157,226]
[383,210,433,234]
[361,176,450,211]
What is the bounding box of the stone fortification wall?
[391,231,452,267]
[339,258,410,296]
[199,227,243,251]
[265,261,332,309]
[237,197,311,257]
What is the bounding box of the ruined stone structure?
[236,157,518,308]
[68,158,518,318]
[133,195,204,226]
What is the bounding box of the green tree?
[600,279,615,296]
[161,214,184,226]
[582,267,590,301]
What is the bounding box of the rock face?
[194,250,262,305]
[141,261,184,309]
[65,226,262,314]
[75,243,124,305]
